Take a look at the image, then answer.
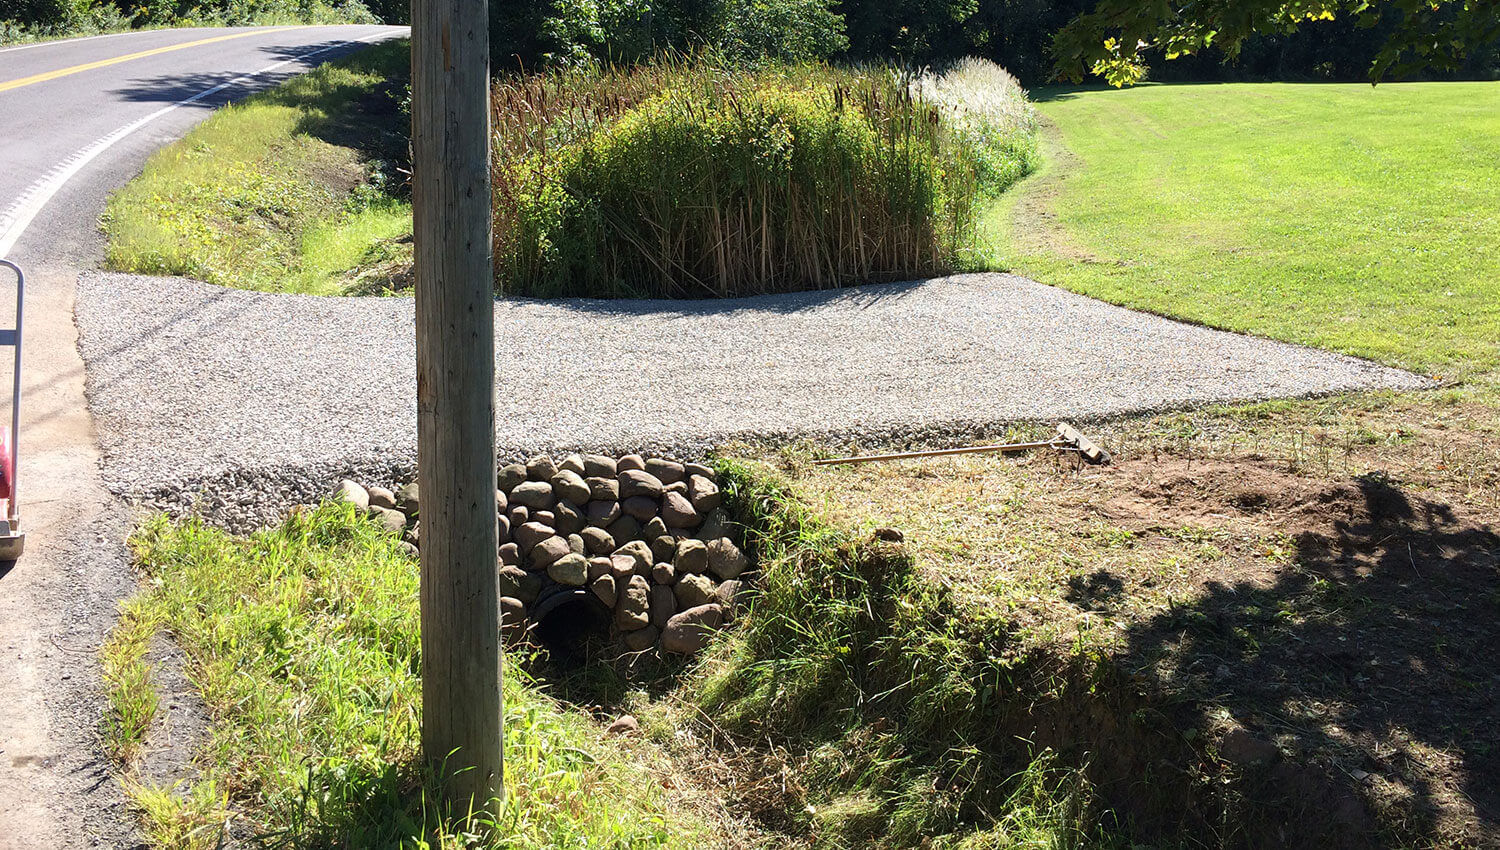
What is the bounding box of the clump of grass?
[696,457,1112,847]
[123,503,715,847]
[491,57,1037,299]
[100,596,161,764]
[102,41,411,295]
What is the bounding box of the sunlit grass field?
[986,81,1500,381]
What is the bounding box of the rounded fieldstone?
[617,454,646,472]
[644,458,685,484]
[368,486,397,510]
[587,476,619,502]
[661,604,724,654]
[622,495,658,522]
[548,553,589,586]
[581,527,616,556]
[499,564,541,605]
[558,453,586,475]
[498,542,521,567]
[530,535,571,570]
[606,515,641,543]
[369,506,407,535]
[495,488,508,512]
[526,455,558,481]
[501,596,527,639]
[674,573,716,609]
[612,540,653,574]
[497,463,528,491]
[591,573,618,608]
[650,535,676,564]
[396,482,420,516]
[642,517,669,540]
[404,522,420,546]
[587,556,612,580]
[651,560,676,586]
[615,575,650,630]
[608,555,636,579]
[335,479,369,511]
[708,537,748,579]
[715,579,742,618]
[621,624,659,652]
[554,500,585,535]
[684,462,714,479]
[582,454,617,477]
[687,475,722,514]
[550,470,591,506]
[497,514,511,544]
[618,469,664,499]
[508,505,529,528]
[587,499,621,526]
[533,510,556,527]
[649,584,676,629]
[698,508,731,543]
[515,521,555,553]
[674,538,708,573]
[567,533,585,555]
[511,480,554,510]
[660,491,700,528]
[399,541,419,558]
[664,480,688,495]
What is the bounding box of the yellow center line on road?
[0,28,291,93]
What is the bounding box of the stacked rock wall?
[336,453,749,655]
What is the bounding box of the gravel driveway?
[76,271,1427,527]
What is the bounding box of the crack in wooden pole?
[412,0,502,819]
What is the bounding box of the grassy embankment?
[103,40,412,295]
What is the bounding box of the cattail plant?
[490,56,1037,299]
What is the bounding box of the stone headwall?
[335,453,749,654]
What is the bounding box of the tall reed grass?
[490,57,1037,299]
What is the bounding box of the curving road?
[0,26,403,849]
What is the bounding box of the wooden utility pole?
[412,0,502,816]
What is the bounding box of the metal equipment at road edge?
[813,422,1111,467]
[0,260,24,559]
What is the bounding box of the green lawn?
[986,82,1500,381]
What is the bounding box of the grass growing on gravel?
[987,81,1500,381]
[102,40,411,295]
[116,502,714,848]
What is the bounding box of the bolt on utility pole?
[411,0,503,817]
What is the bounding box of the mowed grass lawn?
[988,82,1500,381]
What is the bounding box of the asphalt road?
[0,24,407,264]
[0,26,403,849]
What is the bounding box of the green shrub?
[492,57,1036,299]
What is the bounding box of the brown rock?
[687,475,722,513]
[621,625,658,651]
[660,491,700,528]
[508,505,529,528]
[495,488,508,512]
[532,510,556,527]
[612,540,653,574]
[617,453,645,472]
[526,455,557,481]
[642,517,668,540]
[622,495,658,522]
[336,479,370,510]
[661,604,724,654]
[615,575,650,630]
[586,476,619,502]
[698,508,731,543]
[708,537,748,579]
[583,454,617,477]
[529,535,571,570]
[368,486,397,510]
[581,526,615,556]
[548,553,589,586]
[590,573,618,607]
[567,533,585,555]
[587,499,621,526]
[650,534,677,564]
[587,556,612,581]
[558,453,586,475]
[510,480,554,510]
[550,470,592,506]
[369,506,408,535]
[604,714,639,736]
[499,564,542,605]
[497,462,528,491]
[651,560,676,586]
[684,462,714,479]
[715,579,743,618]
[496,513,511,544]
[674,573,717,609]
[498,542,521,567]
[500,596,527,640]
[605,515,641,543]
[609,555,636,579]
[645,458,685,484]
[618,469,664,499]
[674,538,708,573]
[554,500,585,535]
[396,482,420,516]
[514,521,555,553]
[649,584,676,628]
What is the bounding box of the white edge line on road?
[0,29,391,259]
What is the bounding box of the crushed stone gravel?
[76,271,1429,530]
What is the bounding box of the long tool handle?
[813,439,1061,466]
